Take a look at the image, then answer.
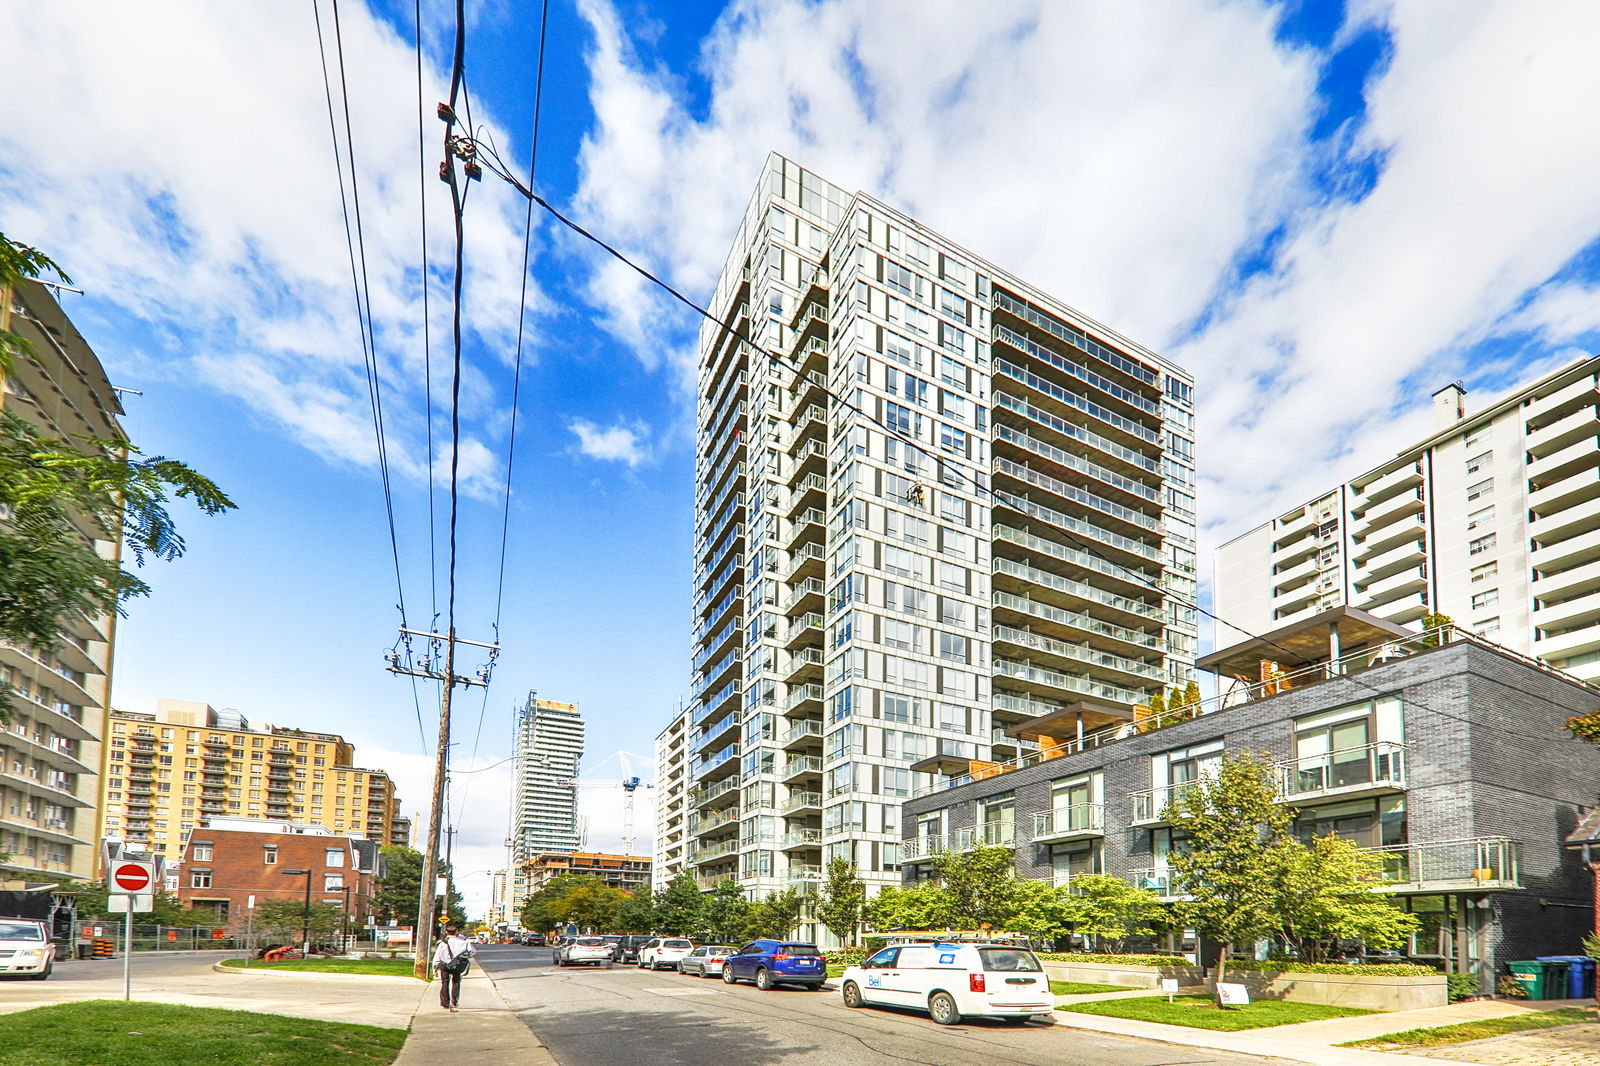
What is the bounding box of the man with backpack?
[433,925,476,1011]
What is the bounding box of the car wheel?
[929,992,961,1026]
[841,981,864,1008]
[755,967,774,991]
[722,966,737,985]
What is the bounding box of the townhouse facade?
[901,617,1600,986]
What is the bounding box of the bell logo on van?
[939,953,956,965]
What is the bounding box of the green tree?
[548,880,627,932]
[701,878,750,943]
[866,882,953,932]
[0,235,236,722]
[1420,611,1453,646]
[1139,689,1166,732]
[370,845,463,927]
[254,899,343,945]
[817,857,866,947]
[743,887,805,940]
[67,879,209,927]
[518,873,585,932]
[1003,877,1080,942]
[1164,752,1295,993]
[1064,874,1167,952]
[652,872,706,935]
[616,889,656,934]
[1270,834,1417,961]
[933,844,1017,928]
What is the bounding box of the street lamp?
[281,869,313,955]
[337,884,352,950]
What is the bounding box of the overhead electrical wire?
[467,139,1579,750]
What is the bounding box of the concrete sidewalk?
[394,967,554,1066]
[1049,996,1597,1066]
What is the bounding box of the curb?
[212,961,423,981]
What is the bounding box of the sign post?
[109,860,154,1002]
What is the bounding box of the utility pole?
[387,625,496,980]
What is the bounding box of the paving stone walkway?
[1398,1022,1600,1066]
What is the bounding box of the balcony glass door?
[979,795,1014,845]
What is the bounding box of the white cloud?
[0,2,541,485]
[569,418,649,466]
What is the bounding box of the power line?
[492,0,551,633]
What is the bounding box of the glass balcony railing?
[1277,742,1407,800]
[1368,837,1519,891]
[1031,804,1105,839]
[1128,782,1201,824]
[952,820,1015,849]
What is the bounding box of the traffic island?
[217,958,420,979]
[0,1000,406,1065]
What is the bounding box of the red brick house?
[175,817,383,933]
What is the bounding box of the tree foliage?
[545,879,628,932]
[933,845,1019,928]
[1063,874,1167,952]
[253,899,344,944]
[817,858,865,946]
[743,887,805,941]
[652,873,706,936]
[615,889,656,934]
[701,879,750,943]
[66,879,210,927]
[1270,834,1417,961]
[0,234,235,721]
[866,881,953,932]
[1165,752,1294,989]
[371,845,464,927]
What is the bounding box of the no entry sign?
[111,860,154,893]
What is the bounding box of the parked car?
[721,939,826,990]
[553,936,614,967]
[525,933,547,946]
[611,935,650,964]
[679,944,736,978]
[0,919,55,980]
[838,942,1053,1025]
[637,937,695,970]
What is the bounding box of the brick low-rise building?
[175,817,383,933]
[901,612,1600,989]
[521,851,651,894]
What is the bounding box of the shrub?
[1037,952,1192,967]
[824,948,868,966]
[1222,959,1437,977]
[1499,975,1530,999]
[1447,973,1481,1001]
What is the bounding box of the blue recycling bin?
[1535,956,1595,1000]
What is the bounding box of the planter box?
[1043,960,1205,989]
[1211,968,1447,1011]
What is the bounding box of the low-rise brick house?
[175,816,383,933]
[901,614,1600,991]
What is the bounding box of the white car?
[554,936,614,967]
[838,942,1053,1025]
[637,937,695,970]
[0,919,56,980]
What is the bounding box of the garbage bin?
[75,942,94,960]
[1509,960,1567,999]
[1535,956,1596,1000]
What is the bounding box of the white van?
[838,941,1053,1025]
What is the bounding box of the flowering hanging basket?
[1566,711,1600,743]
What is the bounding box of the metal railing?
[1031,804,1105,838]
[1368,837,1519,890]
[1277,741,1407,799]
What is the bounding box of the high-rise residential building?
[685,153,1196,933]
[98,699,408,867]
[511,695,584,864]
[1214,358,1600,683]
[1,279,124,881]
[652,703,691,890]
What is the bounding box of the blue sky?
[5,1,1600,911]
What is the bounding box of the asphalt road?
[478,946,1294,1066]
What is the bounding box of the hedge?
[1036,953,1191,966]
[1221,960,1438,977]
[824,948,869,966]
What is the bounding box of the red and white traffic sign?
[110,860,154,893]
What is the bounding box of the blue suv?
[722,939,827,990]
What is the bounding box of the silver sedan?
[678,944,737,978]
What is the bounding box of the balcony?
[689,776,740,808]
[1531,592,1600,635]
[779,719,823,751]
[1531,525,1600,574]
[781,791,822,814]
[1127,867,1181,897]
[1031,804,1106,843]
[690,839,740,865]
[1530,464,1600,518]
[785,683,823,713]
[1534,556,1600,604]
[781,647,823,682]
[952,821,1015,849]
[1369,591,1429,626]
[1358,537,1426,581]
[782,577,825,615]
[1534,618,1600,662]
[787,864,825,886]
[1354,568,1428,611]
[1272,554,1318,591]
[1368,837,1519,893]
[778,756,823,782]
[1277,742,1407,802]
[900,835,947,862]
[1355,461,1424,504]
[1526,404,1598,458]
[1352,488,1425,535]
[780,829,822,851]
[1129,782,1200,826]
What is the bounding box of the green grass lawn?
[1338,1007,1598,1049]
[222,958,418,978]
[827,964,845,977]
[0,1001,406,1066]
[1051,980,1141,996]
[1057,994,1372,1031]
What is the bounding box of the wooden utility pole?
[388,625,496,980]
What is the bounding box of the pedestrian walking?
[434,925,475,1011]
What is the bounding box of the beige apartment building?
[1214,358,1600,683]
[1,279,124,882]
[651,703,691,891]
[98,699,407,867]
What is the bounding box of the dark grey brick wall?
[903,641,1600,971]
